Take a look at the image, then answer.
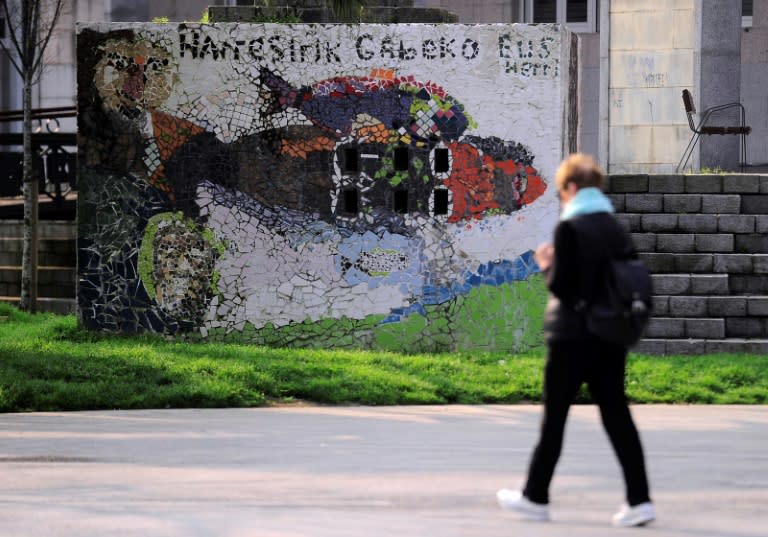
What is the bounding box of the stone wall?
[607,0,697,173]
[76,22,577,352]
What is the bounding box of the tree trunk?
[20,52,38,313]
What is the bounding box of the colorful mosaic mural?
[76,23,578,352]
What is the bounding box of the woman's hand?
[534,242,554,272]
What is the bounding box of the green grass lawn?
[0,304,766,412]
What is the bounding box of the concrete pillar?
[603,0,745,173]
[698,0,742,171]
[741,0,768,167]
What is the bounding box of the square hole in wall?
[433,189,449,215]
[394,146,409,171]
[343,147,359,173]
[394,189,409,214]
[434,148,450,173]
[342,187,359,214]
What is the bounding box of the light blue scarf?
[559,187,614,221]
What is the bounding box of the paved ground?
[0,405,766,537]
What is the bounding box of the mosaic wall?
[76,23,577,352]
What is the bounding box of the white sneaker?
[496,489,550,521]
[612,502,656,527]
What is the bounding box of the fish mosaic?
[77,23,577,351]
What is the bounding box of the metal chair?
[676,89,751,172]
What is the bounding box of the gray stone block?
[741,195,768,214]
[705,339,752,353]
[675,254,713,272]
[701,195,741,214]
[648,175,685,193]
[663,194,701,213]
[730,275,768,294]
[615,213,642,232]
[651,274,690,295]
[669,296,708,317]
[678,214,717,233]
[717,215,755,233]
[722,175,760,193]
[645,318,685,338]
[685,175,722,193]
[666,339,706,355]
[712,254,753,273]
[606,193,625,212]
[690,274,729,295]
[745,340,768,353]
[755,216,768,233]
[735,235,768,253]
[726,317,765,337]
[607,175,648,193]
[639,253,675,272]
[686,318,725,338]
[656,234,695,253]
[632,339,666,355]
[625,194,663,213]
[641,214,678,232]
[708,297,747,316]
[695,234,734,253]
[747,297,768,316]
[631,233,657,252]
[760,177,768,194]
[651,295,670,315]
[752,255,768,274]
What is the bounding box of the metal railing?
[0,107,77,201]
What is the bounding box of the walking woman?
[496,153,655,527]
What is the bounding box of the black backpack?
[582,256,653,347]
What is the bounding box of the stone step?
[645,317,725,339]
[652,295,768,318]
[0,238,77,266]
[606,174,768,195]
[632,232,768,254]
[633,338,768,355]
[651,274,729,295]
[608,193,768,215]
[617,213,768,234]
[0,296,76,315]
[0,220,76,239]
[646,316,768,339]
[639,253,768,274]
[0,266,76,298]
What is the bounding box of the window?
[0,17,5,39]
[393,146,409,171]
[525,0,596,33]
[393,190,408,214]
[342,188,358,215]
[433,189,449,216]
[743,0,753,27]
[343,147,359,173]
[433,148,450,173]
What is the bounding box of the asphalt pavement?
[1,404,766,536]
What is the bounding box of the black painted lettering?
[356,34,374,60]
[422,39,438,59]
[539,37,553,59]
[517,40,534,59]
[248,37,264,61]
[179,31,200,59]
[498,34,513,59]
[399,41,417,60]
[439,38,456,58]
[325,41,341,63]
[268,36,284,62]
[461,39,479,60]
[380,37,396,59]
